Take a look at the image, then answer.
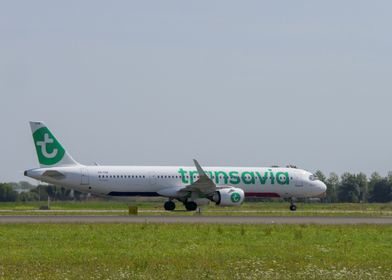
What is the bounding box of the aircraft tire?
[185,201,198,211]
[164,200,176,211]
[290,204,297,211]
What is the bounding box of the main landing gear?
[289,198,297,211]
[184,201,198,211]
[164,200,176,211]
[164,200,198,211]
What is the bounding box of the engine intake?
[212,187,245,206]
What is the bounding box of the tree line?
[1,171,392,203]
[0,182,89,202]
[315,171,392,203]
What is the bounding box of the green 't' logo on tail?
[33,127,65,166]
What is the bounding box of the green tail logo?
[33,127,65,166]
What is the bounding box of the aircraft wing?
[177,159,217,195]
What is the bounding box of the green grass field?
[0,224,391,279]
[1,201,392,216]
[2,200,392,210]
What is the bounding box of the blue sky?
[1,1,392,182]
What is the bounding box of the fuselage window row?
[97,174,294,181]
[98,175,146,179]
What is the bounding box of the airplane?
[24,121,327,211]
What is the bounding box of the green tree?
[0,183,18,202]
[368,172,382,195]
[326,172,339,202]
[314,170,326,183]
[338,173,360,202]
[53,187,72,200]
[356,172,368,202]
[18,191,39,202]
[18,181,35,190]
[369,179,392,202]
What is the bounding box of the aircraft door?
[294,172,304,187]
[81,168,90,185]
[149,171,157,185]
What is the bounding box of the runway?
[1,215,392,224]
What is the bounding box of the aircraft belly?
[240,184,289,197]
[91,181,159,195]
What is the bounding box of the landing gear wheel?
[164,200,176,211]
[290,204,297,211]
[184,201,198,211]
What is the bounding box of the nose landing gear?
[289,198,297,211]
[290,204,297,211]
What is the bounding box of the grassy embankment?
[1,201,392,216]
[0,224,391,279]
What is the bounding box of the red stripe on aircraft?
[245,192,281,198]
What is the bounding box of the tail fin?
[29,121,80,167]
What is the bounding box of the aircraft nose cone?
[317,181,327,197]
[320,181,327,192]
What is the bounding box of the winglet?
[193,159,207,176]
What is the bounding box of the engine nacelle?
[212,187,245,206]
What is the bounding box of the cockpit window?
[309,174,319,181]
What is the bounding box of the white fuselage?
[25,165,326,199]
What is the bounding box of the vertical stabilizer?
[29,121,80,167]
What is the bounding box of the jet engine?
[211,187,245,206]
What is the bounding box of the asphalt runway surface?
[1,215,392,224]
